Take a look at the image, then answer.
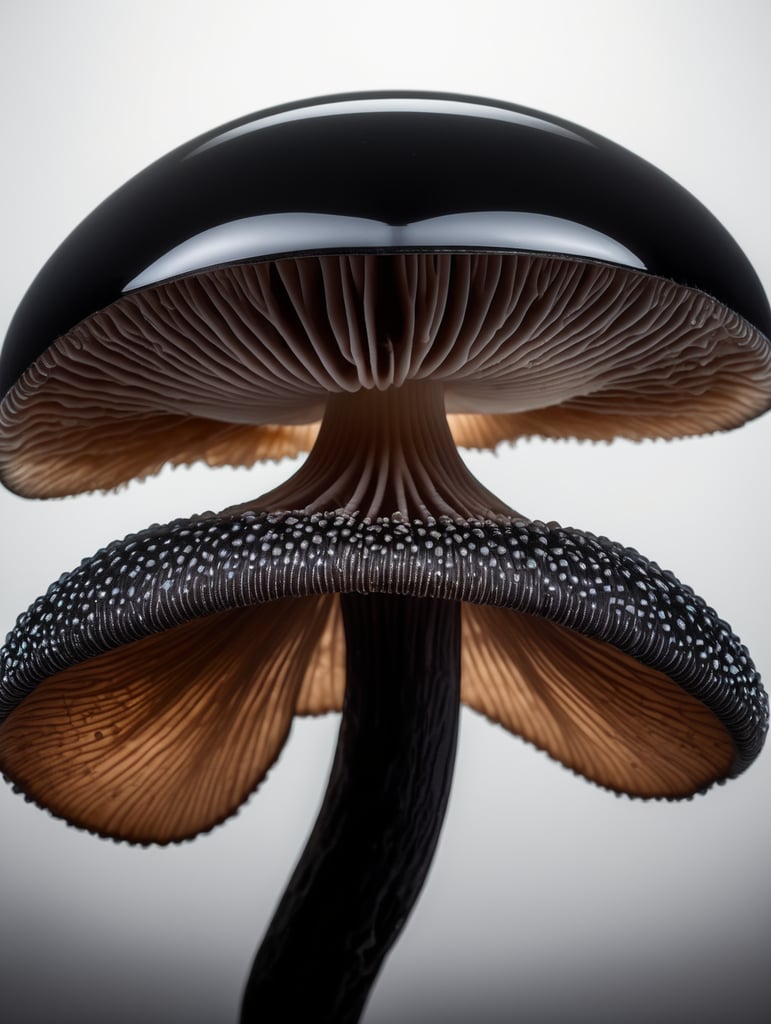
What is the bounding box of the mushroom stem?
[228,381,516,522]
[241,591,462,1024]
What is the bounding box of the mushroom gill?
[2,253,769,498]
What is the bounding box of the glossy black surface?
[242,592,461,1023]
[2,91,769,397]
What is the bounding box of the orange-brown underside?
[0,596,733,844]
[2,253,770,497]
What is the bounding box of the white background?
[1,2,770,1021]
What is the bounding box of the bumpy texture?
[0,511,765,842]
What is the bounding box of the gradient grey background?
[1,2,770,1021]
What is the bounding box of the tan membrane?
[2,253,770,496]
[0,596,338,844]
[294,597,735,798]
[0,591,734,845]
[461,603,735,797]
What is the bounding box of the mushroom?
[0,92,769,1023]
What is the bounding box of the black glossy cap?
[2,91,769,398]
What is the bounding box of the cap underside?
[2,252,770,497]
[0,512,763,844]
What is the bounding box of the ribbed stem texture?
[240,592,462,1023]
[238,381,514,520]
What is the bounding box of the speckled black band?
[1,511,766,777]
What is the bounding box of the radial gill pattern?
[2,252,770,496]
[0,511,765,844]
